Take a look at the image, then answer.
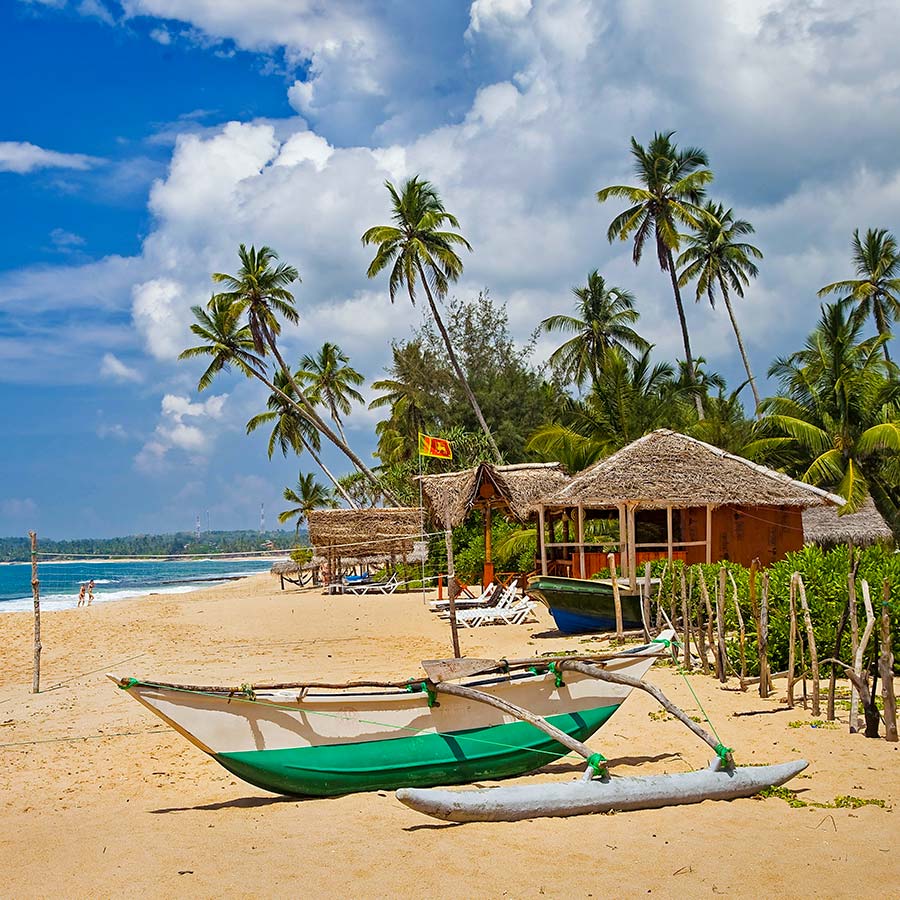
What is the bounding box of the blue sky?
[2,0,899,538]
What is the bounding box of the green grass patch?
[756,786,888,809]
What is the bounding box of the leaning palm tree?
[677,201,764,410]
[597,132,713,416]
[246,370,356,506]
[297,342,365,444]
[540,270,649,390]
[362,176,502,462]
[209,244,391,500]
[279,472,338,534]
[818,227,900,362]
[748,302,900,528]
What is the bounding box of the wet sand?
[0,574,896,898]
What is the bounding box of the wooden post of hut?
[642,562,652,642]
[538,506,548,576]
[881,581,898,743]
[608,552,623,641]
[29,531,41,694]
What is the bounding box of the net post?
[29,530,42,693]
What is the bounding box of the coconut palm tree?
[362,176,502,462]
[540,270,649,390]
[526,347,685,470]
[279,472,338,534]
[597,132,713,416]
[748,302,900,530]
[818,228,900,362]
[677,201,764,410]
[246,370,356,506]
[209,244,391,500]
[297,342,365,444]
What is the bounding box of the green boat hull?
[215,703,621,797]
[527,576,644,634]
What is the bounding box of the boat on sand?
[526,574,644,633]
[109,637,666,798]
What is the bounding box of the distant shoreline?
[0,554,290,566]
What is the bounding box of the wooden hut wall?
[680,505,803,566]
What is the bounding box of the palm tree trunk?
[331,404,349,445]
[874,301,892,363]
[722,292,762,413]
[297,432,358,508]
[262,327,399,503]
[665,249,705,420]
[416,261,503,463]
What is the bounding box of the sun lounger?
[429,582,500,613]
[344,573,400,595]
[468,599,538,627]
[453,581,519,628]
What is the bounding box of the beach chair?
[469,598,538,627]
[429,582,499,613]
[454,581,518,628]
[345,572,400,595]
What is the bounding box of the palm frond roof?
[802,497,893,546]
[537,429,844,510]
[306,507,424,558]
[419,462,570,527]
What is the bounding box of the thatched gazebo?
[533,430,844,590]
[802,497,894,548]
[306,507,424,576]
[419,462,569,584]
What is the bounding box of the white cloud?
[77,0,115,26]
[0,141,101,174]
[149,25,171,44]
[97,422,128,440]
[135,392,229,471]
[131,278,189,361]
[100,352,143,383]
[49,228,86,250]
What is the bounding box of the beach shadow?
[151,795,300,813]
[403,822,464,832]
[732,707,792,717]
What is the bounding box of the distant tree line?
[0,530,301,562]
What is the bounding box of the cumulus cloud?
[131,278,190,361]
[0,141,101,174]
[100,352,143,383]
[135,392,228,472]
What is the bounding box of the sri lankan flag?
[418,432,452,460]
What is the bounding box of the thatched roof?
[419,462,570,528]
[538,430,844,510]
[803,497,894,547]
[306,507,423,558]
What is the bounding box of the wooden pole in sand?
[852,580,877,733]
[758,572,770,699]
[880,581,898,743]
[848,567,860,731]
[796,574,820,717]
[29,531,41,694]
[716,566,727,684]
[728,571,747,688]
[697,568,716,677]
[826,598,849,721]
[787,573,798,708]
[443,528,461,658]
[642,562,652,642]
[680,567,692,670]
[608,552,623,641]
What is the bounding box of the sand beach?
[0,573,897,898]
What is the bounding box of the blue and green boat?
[526,575,645,634]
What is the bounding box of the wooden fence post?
[787,573,798,708]
[697,568,715,676]
[642,562,652,642]
[728,571,747,688]
[443,529,461,658]
[716,566,727,684]
[827,598,849,721]
[796,574,820,717]
[679,567,692,671]
[849,569,860,731]
[880,581,898,743]
[608,553,623,641]
[29,531,41,694]
[758,572,770,699]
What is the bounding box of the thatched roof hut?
[803,497,894,547]
[541,430,843,510]
[419,462,570,529]
[306,507,423,559]
[532,430,845,587]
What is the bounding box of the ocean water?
[0,557,283,613]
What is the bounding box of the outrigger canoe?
[526,575,644,634]
[109,636,667,798]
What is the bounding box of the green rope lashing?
[236,683,256,701]
[117,677,140,690]
[714,743,733,763]
[405,680,437,707]
[586,752,608,777]
[547,662,565,688]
